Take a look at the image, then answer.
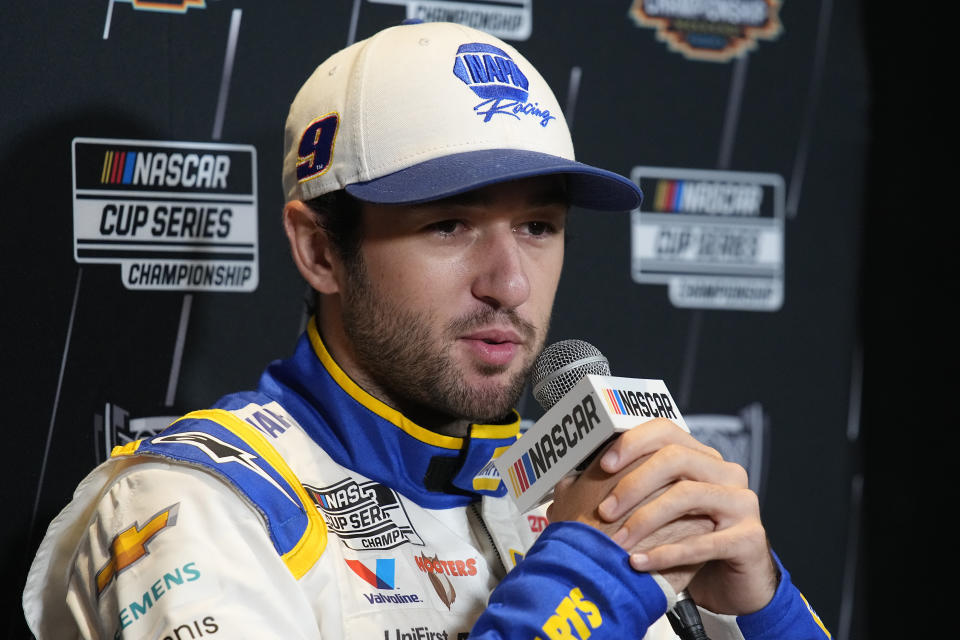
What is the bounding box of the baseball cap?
[282,21,642,211]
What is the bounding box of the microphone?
[498,339,710,640]
[531,339,612,407]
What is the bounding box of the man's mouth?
[460,329,523,366]
[466,329,522,345]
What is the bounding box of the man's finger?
[629,519,766,573]
[616,482,759,550]
[598,447,748,522]
[599,418,722,473]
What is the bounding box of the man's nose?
[470,230,531,310]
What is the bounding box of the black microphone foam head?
[531,340,610,411]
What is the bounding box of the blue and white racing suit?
[24,320,831,640]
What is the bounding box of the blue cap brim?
[345,149,642,211]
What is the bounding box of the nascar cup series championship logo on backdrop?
[369,0,533,41]
[72,138,258,291]
[630,166,785,311]
[629,0,782,62]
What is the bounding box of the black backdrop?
[2,1,921,637]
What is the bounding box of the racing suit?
[24,320,831,639]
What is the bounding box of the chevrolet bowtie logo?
[96,503,180,595]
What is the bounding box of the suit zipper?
[469,501,506,574]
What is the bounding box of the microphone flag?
[494,375,689,513]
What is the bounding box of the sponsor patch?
[414,553,478,578]
[72,138,258,291]
[527,514,548,533]
[414,553,479,610]
[628,0,783,62]
[347,558,396,590]
[97,504,180,595]
[158,615,219,640]
[383,627,460,640]
[630,166,785,311]
[231,401,298,440]
[345,558,426,608]
[150,431,299,506]
[472,459,503,492]
[369,0,532,41]
[115,561,202,633]
[305,478,425,550]
[538,587,602,640]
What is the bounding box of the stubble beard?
[340,258,544,424]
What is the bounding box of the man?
[24,21,830,639]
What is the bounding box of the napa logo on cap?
[452,43,555,127]
[453,43,529,101]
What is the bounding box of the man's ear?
[283,200,343,294]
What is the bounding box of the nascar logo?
[98,149,231,189]
[507,452,538,497]
[601,387,678,420]
[304,478,425,550]
[100,150,136,185]
[652,179,763,216]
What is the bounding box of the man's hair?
[304,189,364,265]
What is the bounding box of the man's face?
[336,176,567,424]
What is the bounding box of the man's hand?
[546,443,714,596]
[547,418,778,615]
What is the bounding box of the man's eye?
[523,221,554,236]
[429,220,462,235]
